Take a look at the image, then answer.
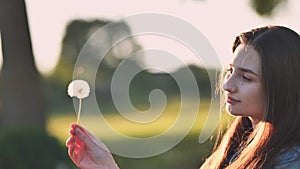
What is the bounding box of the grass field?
[46,98,226,169]
[47,99,217,142]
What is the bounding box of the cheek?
[243,86,265,114]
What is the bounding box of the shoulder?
[272,145,300,169]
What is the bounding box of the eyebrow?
[230,64,258,76]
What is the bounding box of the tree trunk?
[0,0,46,129]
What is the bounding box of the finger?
[68,141,83,163]
[75,141,86,164]
[75,127,112,156]
[66,136,74,147]
[68,144,77,161]
[69,127,75,135]
[75,127,97,148]
[71,123,80,129]
[76,125,94,138]
[75,135,83,146]
[76,126,109,150]
[68,144,73,156]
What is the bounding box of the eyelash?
[224,68,252,82]
[225,68,232,74]
[242,76,251,81]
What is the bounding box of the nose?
[222,76,237,93]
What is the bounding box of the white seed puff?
[67,80,90,99]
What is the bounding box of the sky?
[1,0,300,75]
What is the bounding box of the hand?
[66,124,119,169]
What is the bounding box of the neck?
[248,117,262,128]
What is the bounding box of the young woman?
[200,25,300,168]
[66,25,300,169]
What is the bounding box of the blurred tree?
[52,19,142,86]
[0,0,45,128]
[47,19,143,113]
[250,0,287,17]
[48,18,217,113]
[194,0,287,17]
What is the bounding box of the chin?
[226,109,240,117]
[227,112,239,117]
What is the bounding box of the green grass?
[47,99,213,142]
[46,99,225,169]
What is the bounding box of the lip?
[226,96,241,104]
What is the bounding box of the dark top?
[271,145,300,169]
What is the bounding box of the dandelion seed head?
[67,80,90,99]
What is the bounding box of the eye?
[242,75,251,82]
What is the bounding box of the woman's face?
[223,44,265,126]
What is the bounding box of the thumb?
[75,127,97,148]
[75,127,111,153]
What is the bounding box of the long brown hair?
[200,26,300,168]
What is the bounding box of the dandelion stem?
[73,98,82,156]
[77,98,82,124]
